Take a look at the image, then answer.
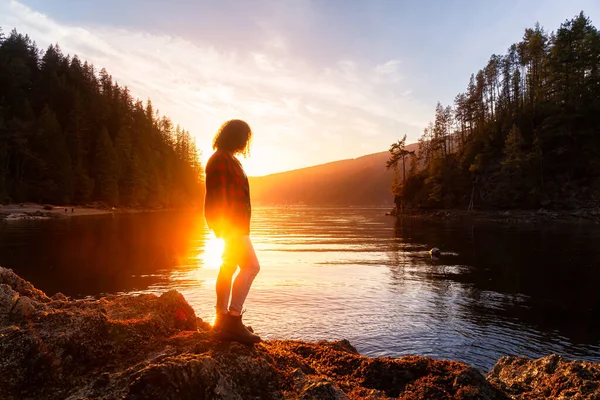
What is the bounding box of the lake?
[1,207,599,371]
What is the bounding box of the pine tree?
[501,125,526,186]
[0,27,203,206]
[386,134,415,212]
[94,127,119,206]
[47,112,74,203]
[114,125,141,206]
[28,105,73,203]
[391,12,600,210]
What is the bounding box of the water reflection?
[1,208,599,371]
[387,218,600,367]
[0,212,209,296]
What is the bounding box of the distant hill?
[249,143,419,206]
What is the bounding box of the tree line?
[389,12,600,210]
[0,28,203,207]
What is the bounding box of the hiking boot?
[212,311,253,333]
[212,311,229,333]
[219,313,261,345]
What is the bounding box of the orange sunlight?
[198,134,293,177]
[198,142,271,177]
[239,157,263,177]
[238,146,271,176]
[200,231,225,270]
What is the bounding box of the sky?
[1,0,599,176]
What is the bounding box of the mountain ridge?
[248,143,418,206]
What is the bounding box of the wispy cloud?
[373,60,403,84]
[0,0,430,175]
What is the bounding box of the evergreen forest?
[0,28,203,207]
[389,12,600,210]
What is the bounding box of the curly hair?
[212,119,252,157]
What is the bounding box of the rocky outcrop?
[0,267,598,399]
[488,354,600,399]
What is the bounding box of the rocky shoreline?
[0,204,121,220]
[1,267,599,399]
[392,208,600,225]
[0,203,172,221]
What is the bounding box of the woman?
[204,119,261,344]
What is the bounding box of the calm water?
[1,207,599,371]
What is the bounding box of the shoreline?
[4,203,600,225]
[390,207,600,225]
[1,266,599,399]
[0,203,165,221]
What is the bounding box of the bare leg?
[213,236,261,344]
[229,236,260,314]
[215,237,239,314]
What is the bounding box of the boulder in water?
[429,247,441,258]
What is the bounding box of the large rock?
[265,340,507,399]
[0,266,598,399]
[0,267,199,399]
[0,267,50,302]
[488,354,600,399]
[0,284,19,326]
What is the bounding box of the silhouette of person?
[204,119,261,345]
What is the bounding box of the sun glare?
[201,232,225,270]
[238,146,273,176]
[199,138,275,177]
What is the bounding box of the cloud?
[263,35,288,53]
[373,60,403,84]
[0,0,431,175]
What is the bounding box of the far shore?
[389,207,600,225]
[4,203,599,225]
[0,203,142,220]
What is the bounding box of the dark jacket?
[204,150,251,237]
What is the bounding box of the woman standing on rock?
[204,119,261,345]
